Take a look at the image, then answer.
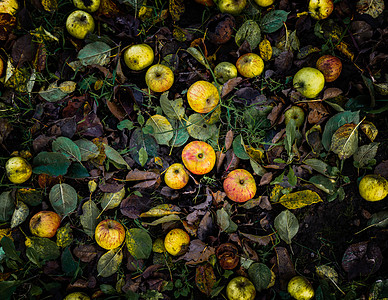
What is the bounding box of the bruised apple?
[316,55,342,82]
[187,81,220,113]
[95,219,125,250]
[145,64,174,93]
[223,169,256,202]
[73,0,100,12]
[181,141,216,175]
[164,228,190,256]
[29,211,61,238]
[308,0,334,20]
[164,163,189,189]
[236,53,264,78]
[359,174,388,202]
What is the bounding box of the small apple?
[308,0,334,20]
[359,174,388,202]
[253,0,274,7]
[293,67,325,99]
[64,292,90,300]
[145,64,174,93]
[182,141,216,175]
[194,0,215,6]
[316,55,342,82]
[214,62,238,84]
[164,228,190,256]
[226,276,256,300]
[95,219,125,250]
[284,106,305,128]
[217,0,247,15]
[29,211,61,238]
[66,10,95,40]
[0,0,19,15]
[187,81,220,113]
[236,53,264,78]
[124,44,154,71]
[287,276,314,300]
[164,163,189,189]
[73,0,100,12]
[223,169,256,202]
[5,156,32,184]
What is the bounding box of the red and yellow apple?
[145,64,174,93]
[66,10,95,40]
[124,44,154,71]
[164,228,190,256]
[226,276,256,300]
[236,53,264,78]
[181,141,216,175]
[316,55,342,82]
[5,156,32,184]
[187,81,220,113]
[293,67,325,98]
[73,0,100,12]
[308,0,334,20]
[29,211,61,238]
[223,169,256,202]
[164,163,189,189]
[95,219,125,250]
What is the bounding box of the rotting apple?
[359,174,388,202]
[223,169,256,202]
[308,0,334,20]
[95,219,125,250]
[316,55,342,82]
[226,276,256,300]
[66,10,95,40]
[73,0,100,12]
[253,0,274,7]
[145,64,174,93]
[29,211,61,238]
[124,44,154,71]
[164,228,190,256]
[287,276,315,300]
[214,62,238,84]
[217,0,247,15]
[236,53,264,78]
[284,106,305,128]
[293,67,325,99]
[164,163,189,189]
[187,80,220,113]
[181,141,216,175]
[5,156,32,184]
[194,0,215,6]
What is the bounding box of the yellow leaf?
[0,228,13,242]
[330,123,359,160]
[246,146,264,163]
[278,190,322,209]
[270,185,292,203]
[316,265,338,283]
[100,187,126,211]
[30,26,59,43]
[140,204,181,218]
[56,223,73,248]
[360,121,378,142]
[59,81,76,93]
[169,0,185,22]
[41,0,57,12]
[335,42,354,61]
[259,38,272,61]
[145,114,174,145]
[0,0,19,16]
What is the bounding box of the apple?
[164,163,189,189]
[187,81,220,113]
[164,228,190,256]
[308,0,334,20]
[284,106,305,128]
[194,0,215,6]
[217,0,247,15]
[316,55,342,82]
[226,276,256,300]
[254,0,274,7]
[236,53,264,78]
[0,0,19,16]
[66,10,95,40]
[359,174,388,202]
[214,62,238,84]
[293,67,325,99]
[181,141,216,175]
[287,276,314,300]
[73,0,100,12]
[223,169,256,202]
[29,211,61,238]
[145,64,174,93]
[123,44,154,71]
[95,219,125,250]
[64,292,90,300]
[0,56,4,77]
[5,156,32,184]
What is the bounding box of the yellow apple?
[223,169,256,202]
[359,174,388,202]
[29,211,61,238]
[181,141,216,175]
[123,44,154,71]
[217,0,247,15]
[73,0,100,12]
[64,292,90,300]
[164,163,189,189]
[0,0,19,15]
[5,156,32,184]
[293,67,325,98]
[254,0,274,7]
[187,81,220,114]
[214,62,238,84]
[316,55,342,82]
[66,10,95,40]
[145,64,174,93]
[164,228,190,256]
[236,53,264,78]
[95,219,125,250]
[287,276,314,300]
[226,276,256,300]
[308,0,334,20]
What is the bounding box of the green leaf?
[52,136,81,162]
[0,281,22,300]
[285,119,296,157]
[187,114,217,141]
[80,200,100,237]
[101,187,126,211]
[235,20,261,49]
[26,247,41,267]
[32,152,71,176]
[49,183,78,216]
[145,114,174,145]
[160,92,185,120]
[16,189,43,206]
[104,144,130,170]
[74,139,99,161]
[274,210,299,244]
[287,166,297,187]
[367,211,388,228]
[303,158,340,178]
[78,42,111,66]
[125,228,152,260]
[353,142,379,169]
[27,236,60,261]
[117,119,135,131]
[138,147,148,167]
[97,248,123,277]
[129,128,158,166]
[66,162,90,178]
[216,208,238,233]
[0,191,15,222]
[330,123,359,159]
[232,134,250,160]
[1,236,21,262]
[169,119,190,147]
[309,175,336,195]
[260,10,290,33]
[248,263,272,292]
[62,247,79,276]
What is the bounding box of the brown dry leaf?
[374,160,388,178]
[322,88,343,100]
[97,0,120,17]
[275,246,296,290]
[91,138,106,165]
[267,103,284,126]
[106,99,127,121]
[225,130,234,151]
[221,77,243,98]
[330,123,359,159]
[260,172,273,186]
[307,102,330,124]
[216,151,226,173]
[120,195,151,219]
[181,239,215,265]
[239,196,268,210]
[169,0,185,22]
[360,120,378,142]
[239,232,271,246]
[125,169,160,181]
[195,263,216,296]
[73,244,98,263]
[132,178,161,189]
[278,190,323,209]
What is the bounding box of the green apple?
[214,62,238,84]
[66,10,95,40]
[284,106,305,128]
[293,67,325,99]
[217,0,247,15]
[226,276,256,300]
[73,0,100,12]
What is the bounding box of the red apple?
[95,219,125,250]
[181,141,216,175]
[316,55,342,82]
[29,211,61,238]
[164,163,189,189]
[187,81,220,114]
[236,53,264,78]
[223,169,256,202]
